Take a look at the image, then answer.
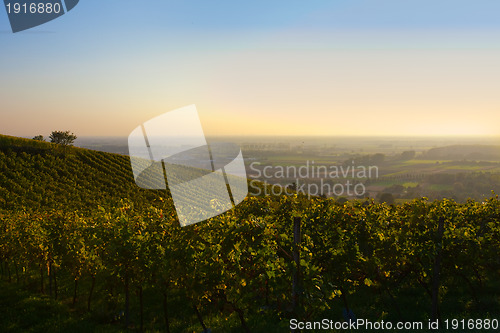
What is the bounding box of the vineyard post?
[48,261,53,297]
[6,261,11,283]
[72,278,78,306]
[163,289,171,333]
[292,216,302,313]
[40,264,44,293]
[193,303,208,332]
[139,285,144,332]
[431,217,445,323]
[125,272,130,328]
[87,275,96,312]
[53,266,58,300]
[14,263,19,284]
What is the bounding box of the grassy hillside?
[423,144,500,160]
[0,134,168,212]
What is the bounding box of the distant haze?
[71,135,500,156]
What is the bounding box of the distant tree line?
[33,130,77,146]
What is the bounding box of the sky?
[1,0,500,137]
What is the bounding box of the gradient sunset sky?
[1,0,500,137]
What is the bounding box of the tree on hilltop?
[32,135,45,141]
[49,131,77,146]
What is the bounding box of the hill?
[422,144,500,160]
[0,134,167,212]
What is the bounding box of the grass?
[0,280,118,333]
[428,184,453,191]
[442,165,500,172]
[4,269,498,333]
[0,273,287,333]
[401,159,453,165]
[367,180,405,187]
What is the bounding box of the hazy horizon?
[62,134,500,156]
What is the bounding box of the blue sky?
[1,1,500,136]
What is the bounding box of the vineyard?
[1,134,500,332]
